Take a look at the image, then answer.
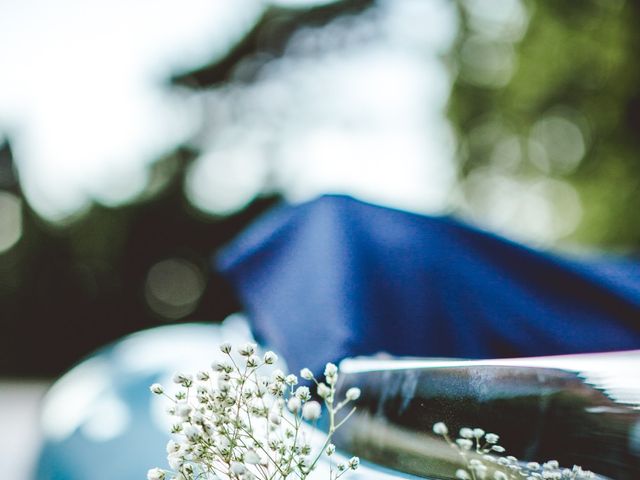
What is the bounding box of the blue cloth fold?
[217,195,640,376]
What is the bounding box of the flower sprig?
[432,422,596,480]
[147,342,360,480]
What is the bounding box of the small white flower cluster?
[147,343,360,480]
[432,422,596,480]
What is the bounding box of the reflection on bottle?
[333,352,640,480]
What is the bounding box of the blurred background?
[1,0,639,477]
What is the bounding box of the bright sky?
[0,0,262,221]
[0,0,460,222]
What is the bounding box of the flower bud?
[244,450,261,465]
[317,383,331,399]
[345,387,361,401]
[287,396,301,412]
[455,470,471,480]
[324,363,338,377]
[432,422,448,435]
[269,412,281,425]
[459,427,474,439]
[302,401,321,420]
[149,383,164,395]
[300,368,314,380]
[456,439,473,450]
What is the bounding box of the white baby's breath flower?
[485,433,499,444]
[433,422,448,435]
[191,411,204,424]
[149,342,361,480]
[456,439,473,450]
[167,453,184,470]
[183,424,201,441]
[244,450,261,465]
[218,378,231,392]
[246,355,260,368]
[211,359,228,372]
[269,411,281,425]
[302,401,322,420]
[459,427,474,439]
[172,373,193,387]
[263,351,278,364]
[317,383,331,399]
[287,396,301,412]
[150,383,164,395]
[147,467,165,480]
[345,387,361,401]
[175,403,192,419]
[455,469,471,480]
[324,363,338,377]
[326,443,336,456]
[238,342,256,356]
[166,440,180,454]
[295,386,311,401]
[216,436,230,450]
[432,423,594,480]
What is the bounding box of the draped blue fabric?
[217,195,640,376]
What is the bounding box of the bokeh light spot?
[185,146,268,217]
[144,258,205,320]
[531,113,587,175]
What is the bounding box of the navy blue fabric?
[217,195,640,376]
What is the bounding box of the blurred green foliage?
[449,0,640,249]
